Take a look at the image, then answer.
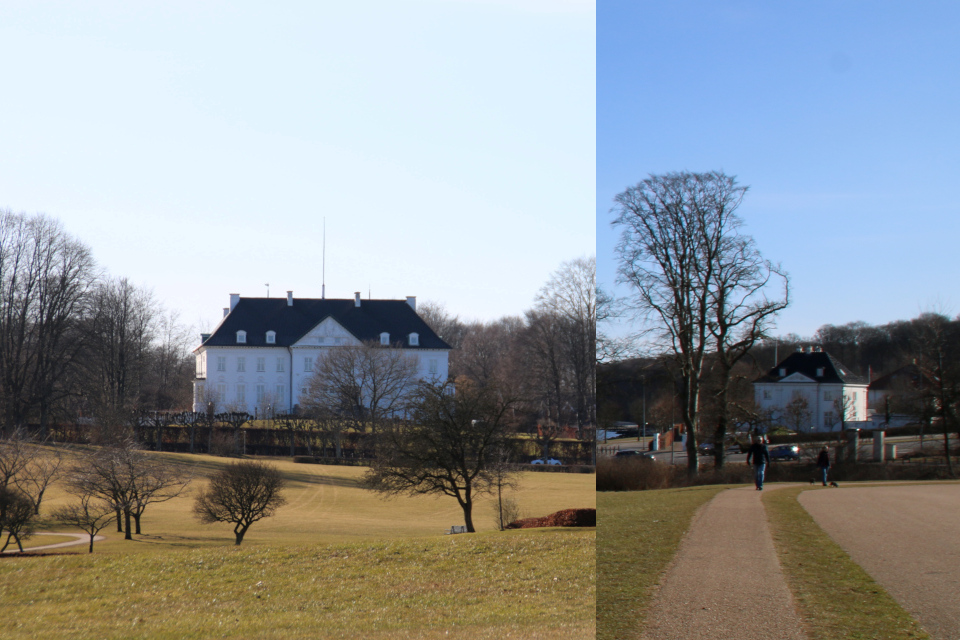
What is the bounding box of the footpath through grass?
[763,486,929,640]
[596,485,726,640]
[0,528,594,639]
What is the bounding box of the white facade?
[753,348,869,433]
[754,376,868,432]
[193,296,450,415]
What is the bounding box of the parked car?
[531,458,562,465]
[614,450,655,461]
[697,442,715,454]
[769,445,800,461]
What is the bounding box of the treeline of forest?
[0,210,195,438]
[599,311,960,436]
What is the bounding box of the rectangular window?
[236,384,246,404]
[217,356,226,372]
[217,384,226,403]
[823,411,834,427]
[762,390,771,400]
[304,357,313,372]
[429,359,438,374]
[237,357,246,372]
[824,391,833,401]
[276,385,285,405]
[276,357,285,372]
[256,384,265,404]
[196,383,205,403]
[257,357,266,372]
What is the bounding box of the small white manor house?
[753,347,869,432]
[193,291,451,415]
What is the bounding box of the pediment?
[779,372,815,383]
[292,317,360,347]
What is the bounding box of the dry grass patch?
[597,485,727,640]
[0,528,594,639]
[763,486,929,640]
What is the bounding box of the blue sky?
[0,1,594,332]
[598,2,960,338]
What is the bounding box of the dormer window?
[409,332,419,346]
[266,331,276,345]
[816,368,825,377]
[380,332,390,345]
[779,368,786,377]
[236,330,247,344]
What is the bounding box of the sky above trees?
[0,1,595,332]
[599,2,960,338]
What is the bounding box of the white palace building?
[193,291,451,415]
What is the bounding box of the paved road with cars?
[801,483,960,640]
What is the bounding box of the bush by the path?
[506,508,596,529]
[597,457,957,491]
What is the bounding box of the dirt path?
[800,483,960,640]
[2,532,106,553]
[640,485,807,640]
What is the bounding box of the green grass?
[596,485,727,640]
[1,449,595,638]
[763,486,929,640]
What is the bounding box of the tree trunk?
[134,512,142,535]
[88,534,95,553]
[115,508,123,532]
[234,523,250,545]
[124,509,132,540]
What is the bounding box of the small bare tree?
[193,461,287,545]
[782,396,812,433]
[0,486,36,552]
[53,493,116,553]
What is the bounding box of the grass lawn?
[1,449,595,639]
[596,485,727,640]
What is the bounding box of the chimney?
[287,291,293,307]
[354,292,361,307]
[229,293,240,311]
[223,308,229,318]
[406,296,416,311]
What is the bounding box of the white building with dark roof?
[753,346,869,432]
[193,292,450,415]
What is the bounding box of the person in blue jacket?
[816,446,830,486]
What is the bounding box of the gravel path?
[1,532,106,553]
[800,483,960,640]
[640,486,807,640]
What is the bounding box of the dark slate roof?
[199,298,451,350]
[754,350,868,385]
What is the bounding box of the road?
[601,433,946,465]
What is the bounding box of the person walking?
[816,446,830,486]
[746,435,771,490]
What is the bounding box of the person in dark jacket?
[816,446,830,486]
[746,435,771,490]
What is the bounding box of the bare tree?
[782,396,812,433]
[612,171,786,475]
[14,445,65,514]
[534,257,597,436]
[366,379,515,533]
[53,492,116,553]
[0,486,36,552]
[193,460,287,545]
[0,211,95,436]
[913,312,959,475]
[67,440,187,538]
[301,341,419,438]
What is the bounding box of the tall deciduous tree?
[366,379,515,533]
[612,171,786,475]
[0,211,95,435]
